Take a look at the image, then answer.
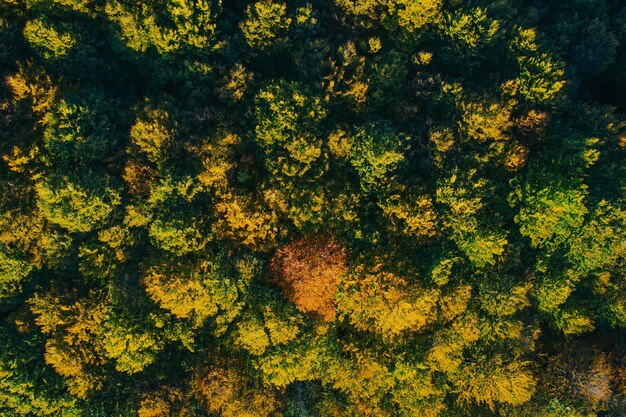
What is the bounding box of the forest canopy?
[1,0,625,416]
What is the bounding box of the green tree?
[349,122,407,192]
[254,81,327,180]
[42,93,122,164]
[36,172,121,233]
[0,249,32,300]
[513,178,588,249]
[0,326,80,417]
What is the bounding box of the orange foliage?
[270,234,347,321]
[515,109,549,140]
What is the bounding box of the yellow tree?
[232,304,301,356]
[452,353,537,409]
[142,258,239,328]
[137,387,187,417]
[337,265,440,340]
[28,292,109,398]
[36,173,121,233]
[23,19,75,60]
[105,0,222,57]
[192,366,282,417]
[214,191,279,250]
[240,0,292,50]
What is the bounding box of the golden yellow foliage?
[504,142,529,171]
[130,107,174,163]
[480,282,532,317]
[5,63,57,114]
[392,0,443,32]
[379,193,437,238]
[240,0,292,50]
[338,266,439,339]
[143,259,238,327]
[193,367,282,417]
[327,345,395,401]
[106,0,221,56]
[325,41,369,109]
[233,312,271,355]
[29,293,109,398]
[214,192,278,249]
[392,361,446,417]
[138,396,170,417]
[439,285,472,322]
[192,133,240,189]
[218,63,254,102]
[460,101,512,143]
[428,314,481,373]
[138,387,185,417]
[23,19,75,60]
[263,306,300,346]
[453,354,537,409]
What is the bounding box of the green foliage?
[349,122,407,191]
[567,201,626,276]
[392,361,446,417]
[517,54,566,105]
[0,327,80,416]
[148,218,207,256]
[514,179,588,249]
[480,282,531,317]
[255,336,330,388]
[0,250,33,300]
[104,324,162,374]
[456,228,508,268]
[42,93,121,164]
[254,80,326,179]
[36,173,121,233]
